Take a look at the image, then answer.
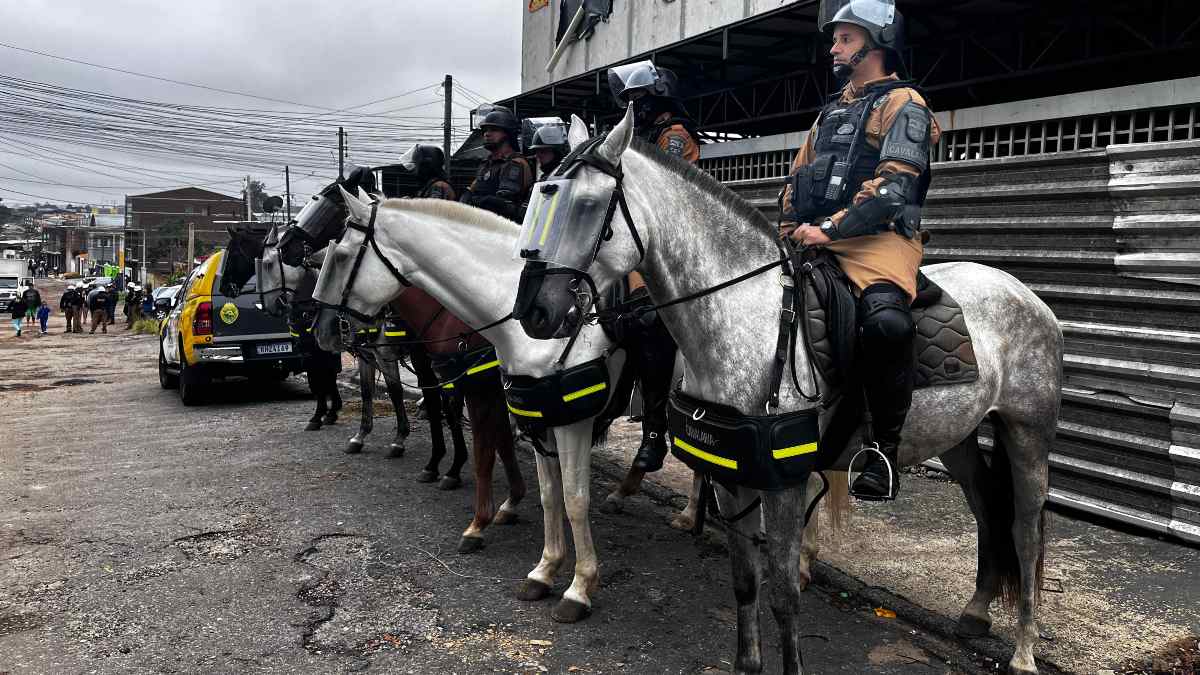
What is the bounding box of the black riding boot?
[630,316,677,473]
[851,283,915,501]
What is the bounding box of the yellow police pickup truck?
[158,249,305,405]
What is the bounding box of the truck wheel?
[178,341,208,406]
[159,343,178,389]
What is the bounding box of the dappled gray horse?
[513,109,1061,675]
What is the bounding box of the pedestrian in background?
[60,284,83,333]
[105,283,118,326]
[21,281,42,327]
[89,285,109,334]
[9,295,27,337]
[36,302,50,335]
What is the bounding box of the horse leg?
[995,418,1051,675]
[518,448,565,601]
[762,488,809,675]
[346,358,373,454]
[324,370,342,425]
[458,394,494,553]
[939,434,1004,638]
[411,350,446,482]
[715,484,765,674]
[492,397,525,527]
[553,418,600,623]
[669,471,704,531]
[306,369,326,431]
[380,358,409,457]
[599,464,645,515]
[797,470,848,591]
[439,392,468,490]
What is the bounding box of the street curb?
[587,449,1072,675]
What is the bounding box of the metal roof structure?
[501,0,1200,138]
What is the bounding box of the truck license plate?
[256,342,292,355]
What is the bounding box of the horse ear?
[595,105,634,168]
[338,185,370,223]
[226,225,238,238]
[356,186,374,204]
[568,114,590,149]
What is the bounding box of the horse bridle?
[326,200,412,326]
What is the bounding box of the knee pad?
[858,283,914,345]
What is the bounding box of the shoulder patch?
[665,134,686,157]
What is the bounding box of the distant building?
[125,187,245,277]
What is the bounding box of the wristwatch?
[818,218,838,239]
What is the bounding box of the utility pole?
[186,222,195,273]
[443,74,453,177]
[244,175,253,220]
[338,127,345,179]
[285,165,292,221]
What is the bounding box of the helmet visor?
[822,0,896,30]
[607,61,660,108]
[513,177,614,271]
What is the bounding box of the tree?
[242,179,268,212]
[0,200,11,225]
[146,218,188,272]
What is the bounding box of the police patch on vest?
[666,135,685,156]
[907,112,929,142]
[836,122,855,135]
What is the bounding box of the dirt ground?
[1,281,1197,674]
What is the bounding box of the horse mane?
[628,138,778,241]
[379,197,520,237]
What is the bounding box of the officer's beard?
[832,45,873,81]
[483,141,500,152]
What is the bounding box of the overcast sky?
[0,0,522,208]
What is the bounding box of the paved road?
[0,314,998,674]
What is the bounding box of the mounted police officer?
[604,60,702,473]
[401,144,456,200]
[460,106,534,222]
[780,0,940,500]
[527,123,569,180]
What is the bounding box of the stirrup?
[848,442,897,502]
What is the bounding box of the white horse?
[306,190,840,622]
[513,108,1061,674]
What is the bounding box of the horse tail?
[822,470,849,532]
[986,413,1046,608]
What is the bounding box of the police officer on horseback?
[401,144,456,200]
[780,0,940,500]
[460,106,534,222]
[606,60,702,473]
[527,123,570,180]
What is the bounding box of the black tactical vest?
[789,80,918,222]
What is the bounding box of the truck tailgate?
[210,291,297,358]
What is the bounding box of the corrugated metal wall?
[705,136,1200,544]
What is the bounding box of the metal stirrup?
[847,442,897,501]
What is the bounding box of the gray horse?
[514,109,1062,675]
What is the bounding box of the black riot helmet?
[400,144,446,181]
[822,0,905,77]
[608,60,687,131]
[478,106,520,151]
[528,123,569,173]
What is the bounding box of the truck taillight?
[194,301,213,335]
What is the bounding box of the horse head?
[257,222,316,317]
[310,186,399,352]
[277,166,379,266]
[514,108,639,340]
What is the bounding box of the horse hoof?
[550,598,591,623]
[457,536,485,554]
[1008,666,1038,675]
[599,496,623,515]
[493,509,519,526]
[669,513,695,531]
[515,579,551,602]
[344,439,364,454]
[323,413,338,425]
[797,570,812,592]
[438,475,462,491]
[955,613,992,638]
[387,443,405,458]
[416,469,439,483]
[305,420,323,431]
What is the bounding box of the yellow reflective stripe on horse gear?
[289,330,299,337]
[561,382,607,402]
[442,383,454,389]
[507,403,543,418]
[772,442,818,460]
[538,191,562,246]
[466,359,500,375]
[384,330,406,337]
[673,437,738,470]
